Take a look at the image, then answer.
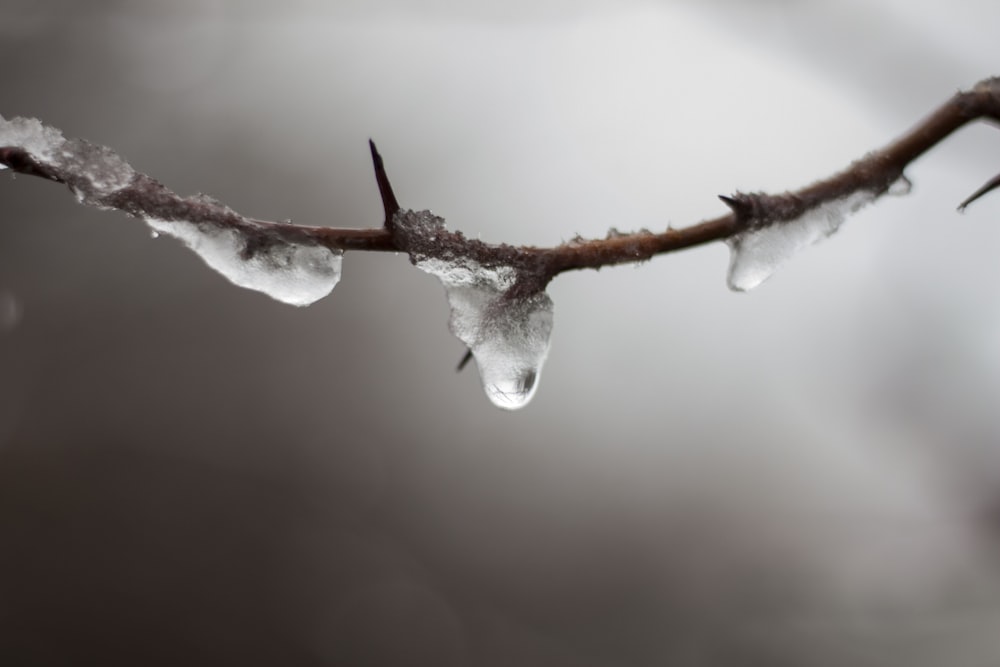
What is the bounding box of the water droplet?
[413,258,553,409]
[150,229,160,239]
[484,367,538,410]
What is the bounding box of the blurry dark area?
[2,1,1000,665]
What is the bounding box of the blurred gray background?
[2,1,1000,665]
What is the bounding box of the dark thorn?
[369,139,401,229]
[957,172,1000,211]
[456,349,473,372]
[718,194,751,218]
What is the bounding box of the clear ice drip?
[146,218,343,306]
[726,191,875,291]
[399,211,553,410]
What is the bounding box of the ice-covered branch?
[2,76,999,408]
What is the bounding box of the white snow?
[726,190,875,292]
[415,256,553,410]
[0,115,66,166]
[146,218,343,306]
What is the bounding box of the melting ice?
[146,218,343,306]
[1,115,341,308]
[415,256,553,410]
[399,210,553,410]
[726,190,875,291]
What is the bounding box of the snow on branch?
[2,77,999,409]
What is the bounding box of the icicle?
[396,211,553,410]
[145,218,343,306]
[726,190,875,291]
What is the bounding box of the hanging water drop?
[397,210,553,409]
[465,291,553,410]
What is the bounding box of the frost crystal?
[1,115,340,307]
[726,191,875,291]
[146,218,343,306]
[398,212,553,410]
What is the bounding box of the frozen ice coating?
[1,115,338,307]
[726,190,875,291]
[0,115,66,165]
[0,116,135,202]
[145,218,343,306]
[415,257,554,410]
[58,138,136,203]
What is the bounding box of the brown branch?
[2,77,999,295]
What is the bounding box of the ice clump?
[726,190,875,291]
[0,115,66,166]
[394,208,553,410]
[58,138,136,203]
[146,218,342,306]
[414,254,553,410]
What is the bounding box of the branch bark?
[2,77,999,295]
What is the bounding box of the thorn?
[718,194,751,218]
[957,172,1000,212]
[456,349,473,372]
[369,139,401,229]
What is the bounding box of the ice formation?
[1,115,341,307]
[397,211,553,410]
[146,217,343,307]
[726,190,875,291]
[0,115,135,204]
[0,115,65,165]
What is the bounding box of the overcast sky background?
[2,1,1000,665]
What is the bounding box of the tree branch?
[2,77,998,408]
[2,77,999,293]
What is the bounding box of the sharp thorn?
[456,349,473,372]
[718,194,750,218]
[957,172,1000,212]
[369,139,401,228]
